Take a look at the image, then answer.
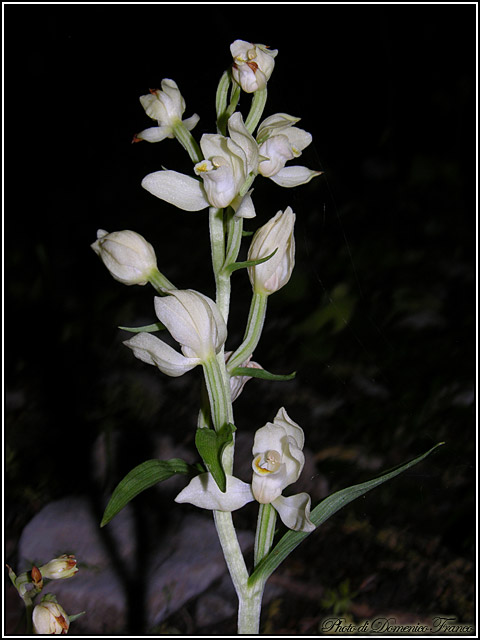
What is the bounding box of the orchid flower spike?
[230,40,278,93]
[124,290,227,377]
[134,79,199,143]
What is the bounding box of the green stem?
[148,268,176,293]
[209,206,234,323]
[224,211,244,269]
[245,88,268,134]
[172,120,203,164]
[227,292,268,372]
[238,588,265,634]
[25,599,34,634]
[216,70,230,132]
[202,355,231,432]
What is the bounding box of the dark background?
[5,3,476,635]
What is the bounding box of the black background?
[5,3,476,635]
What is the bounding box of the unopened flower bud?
[248,207,296,295]
[91,229,158,286]
[230,40,278,93]
[32,601,70,635]
[39,555,78,580]
[31,565,43,589]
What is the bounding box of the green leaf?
[242,230,254,237]
[118,322,166,333]
[195,423,236,493]
[101,458,200,527]
[225,248,278,275]
[248,442,444,587]
[230,367,296,381]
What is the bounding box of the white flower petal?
[160,78,185,117]
[123,332,200,377]
[154,290,227,361]
[228,112,259,174]
[142,170,209,211]
[283,127,312,155]
[175,473,254,511]
[135,126,172,143]
[274,407,305,450]
[269,166,322,188]
[183,113,200,131]
[258,135,294,177]
[233,191,256,219]
[272,492,316,532]
[257,113,300,141]
[252,453,288,503]
[248,207,295,294]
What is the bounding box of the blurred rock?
[17,496,254,634]
[18,496,134,634]
[146,513,253,629]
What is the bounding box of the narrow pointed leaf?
[68,612,86,623]
[225,248,278,275]
[248,442,444,587]
[118,322,166,333]
[101,458,201,527]
[195,423,236,493]
[231,367,296,381]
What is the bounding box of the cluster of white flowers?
[92,40,321,533]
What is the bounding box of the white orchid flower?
[124,290,227,377]
[256,113,321,186]
[141,112,257,217]
[91,229,158,286]
[135,79,199,143]
[248,207,296,295]
[251,408,315,532]
[194,111,258,210]
[230,40,278,93]
[174,408,315,533]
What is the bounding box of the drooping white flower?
[248,207,296,295]
[135,79,199,143]
[91,229,158,286]
[256,113,321,186]
[230,40,278,93]
[251,408,315,532]
[32,601,70,635]
[124,290,227,377]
